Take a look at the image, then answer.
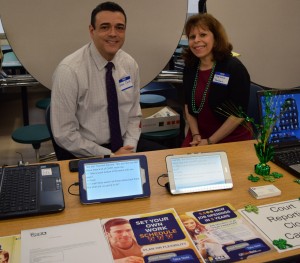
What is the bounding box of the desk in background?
[0,140,299,262]
[1,48,40,126]
[1,49,23,74]
[0,75,39,126]
[0,44,12,54]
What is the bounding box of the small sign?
[239,199,300,252]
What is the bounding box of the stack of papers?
[146,107,177,119]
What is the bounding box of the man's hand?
[115,145,134,155]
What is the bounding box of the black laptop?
[257,88,300,178]
[0,163,65,219]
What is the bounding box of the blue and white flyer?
[180,204,273,262]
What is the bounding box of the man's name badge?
[119,76,133,91]
[213,72,230,86]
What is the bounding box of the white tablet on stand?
[165,151,233,195]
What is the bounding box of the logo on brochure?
[130,213,185,245]
[144,249,199,263]
[193,205,237,224]
[30,231,47,237]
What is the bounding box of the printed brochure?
[0,234,21,263]
[3,205,279,263]
[180,204,273,262]
[101,208,202,262]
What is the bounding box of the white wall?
[207,0,300,89]
[1,0,299,89]
[0,0,188,89]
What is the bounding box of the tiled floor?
[0,85,54,166]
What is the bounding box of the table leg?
[21,86,29,126]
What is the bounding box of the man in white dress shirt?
[51,1,165,159]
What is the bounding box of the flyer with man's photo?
[101,208,202,263]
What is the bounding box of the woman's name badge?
[212,72,230,86]
[119,76,133,91]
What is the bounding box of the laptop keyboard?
[275,150,300,166]
[0,166,38,214]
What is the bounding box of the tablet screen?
[85,159,143,200]
[78,155,150,204]
[166,152,233,195]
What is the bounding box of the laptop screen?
[257,88,300,147]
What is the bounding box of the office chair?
[11,124,51,163]
[36,97,51,110]
[45,105,76,161]
[247,82,264,125]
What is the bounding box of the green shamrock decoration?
[273,238,293,250]
[245,204,259,214]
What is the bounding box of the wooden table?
[1,140,299,262]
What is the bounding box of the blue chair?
[36,97,51,110]
[141,82,178,101]
[11,124,51,162]
[140,94,167,108]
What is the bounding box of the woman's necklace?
[191,61,216,114]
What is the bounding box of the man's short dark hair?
[104,218,130,233]
[91,1,127,28]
